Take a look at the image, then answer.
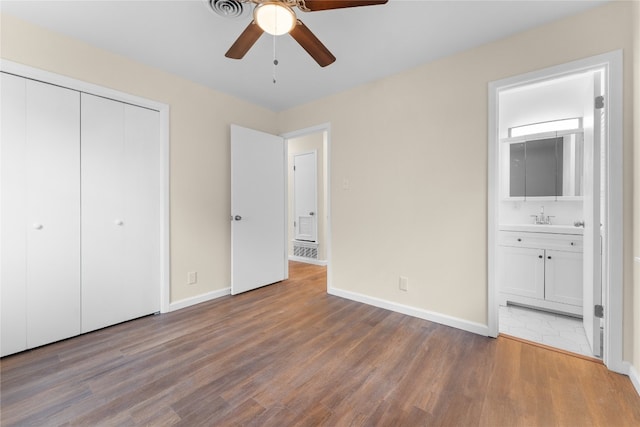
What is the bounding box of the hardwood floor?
[2,261,639,426]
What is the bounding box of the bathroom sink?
[499,224,584,235]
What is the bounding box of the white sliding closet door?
[1,74,81,354]
[81,94,160,333]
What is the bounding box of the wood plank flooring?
[2,261,640,426]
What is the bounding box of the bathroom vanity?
[498,224,583,316]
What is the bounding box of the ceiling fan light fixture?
[254,2,296,36]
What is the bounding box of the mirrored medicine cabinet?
[502,130,584,200]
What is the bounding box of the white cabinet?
[1,75,82,355]
[499,231,583,316]
[544,249,583,306]
[1,74,160,357]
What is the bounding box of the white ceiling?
[1,0,608,111]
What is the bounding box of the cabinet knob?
[33,223,43,230]
[547,256,552,260]
[114,220,124,226]
[517,238,522,242]
[570,242,575,246]
[538,255,543,259]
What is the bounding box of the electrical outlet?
[399,276,408,292]
[187,271,198,285]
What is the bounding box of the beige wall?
[287,133,327,261]
[278,1,636,359]
[0,13,278,303]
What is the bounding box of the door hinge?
[293,165,296,171]
[594,304,604,318]
[294,221,297,227]
[595,95,604,109]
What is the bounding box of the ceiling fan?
[223,0,388,67]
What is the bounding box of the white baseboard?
[288,256,327,266]
[626,362,640,397]
[328,287,489,336]
[168,287,231,312]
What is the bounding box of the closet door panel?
[25,79,81,348]
[81,94,160,333]
[1,73,28,356]
[122,104,161,318]
[81,94,126,333]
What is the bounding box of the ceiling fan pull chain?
[272,32,278,84]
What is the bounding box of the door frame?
[487,51,624,373]
[281,123,331,290]
[0,59,172,314]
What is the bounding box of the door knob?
[309,212,315,216]
[574,220,585,227]
[234,215,242,221]
[33,223,43,230]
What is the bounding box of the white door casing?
[294,151,318,242]
[231,125,287,295]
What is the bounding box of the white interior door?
[26,78,82,348]
[294,151,317,242]
[231,124,287,295]
[81,93,161,333]
[582,71,603,357]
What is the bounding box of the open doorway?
[283,124,331,287]
[487,51,624,372]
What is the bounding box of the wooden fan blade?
[225,21,264,59]
[302,0,387,12]
[289,20,336,67]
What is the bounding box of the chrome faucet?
[530,206,554,225]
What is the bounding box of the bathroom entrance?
[488,52,624,371]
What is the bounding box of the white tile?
[542,335,584,354]
[498,304,599,359]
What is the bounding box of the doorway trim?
[487,50,624,373]
[281,123,332,291]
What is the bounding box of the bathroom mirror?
[507,132,583,198]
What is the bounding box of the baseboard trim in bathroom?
[500,333,603,364]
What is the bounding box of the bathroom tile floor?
[499,304,597,358]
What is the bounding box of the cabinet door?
[544,249,583,306]
[498,246,544,299]
[81,94,160,333]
